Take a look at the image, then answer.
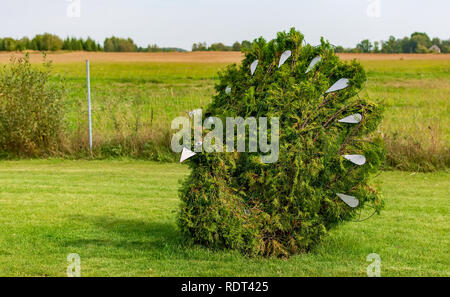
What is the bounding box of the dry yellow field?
[0,51,243,64]
[1,51,450,64]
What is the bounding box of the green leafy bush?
[178,29,385,257]
[0,54,65,156]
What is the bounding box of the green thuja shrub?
[178,28,384,257]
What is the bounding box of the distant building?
[429,45,441,53]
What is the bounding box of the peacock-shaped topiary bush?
[178,28,384,257]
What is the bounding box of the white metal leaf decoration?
[338,113,362,124]
[278,50,292,68]
[336,193,359,208]
[180,147,196,163]
[325,78,349,93]
[250,60,259,75]
[344,154,366,166]
[305,56,321,73]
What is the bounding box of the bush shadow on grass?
[63,215,194,258]
[63,214,366,262]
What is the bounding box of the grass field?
[51,54,449,170]
[0,160,448,277]
[1,52,449,169]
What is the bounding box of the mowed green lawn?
[0,160,448,276]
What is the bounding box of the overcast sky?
[1,0,449,50]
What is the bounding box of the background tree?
[441,40,450,53]
[333,45,344,53]
[373,41,380,53]
[209,42,229,51]
[104,36,137,52]
[31,33,63,51]
[16,37,31,51]
[83,37,97,51]
[431,37,442,48]
[147,44,160,52]
[356,39,373,53]
[62,37,71,50]
[240,40,252,51]
[232,41,241,51]
[1,38,17,51]
[192,42,207,51]
[410,32,432,53]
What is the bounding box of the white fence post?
[86,60,93,152]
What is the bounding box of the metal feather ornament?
[325,78,349,93]
[305,56,321,73]
[338,113,362,124]
[180,147,196,163]
[336,193,360,208]
[250,60,259,75]
[344,154,366,166]
[278,50,292,68]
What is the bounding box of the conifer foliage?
[178,28,384,257]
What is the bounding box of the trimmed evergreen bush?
[178,28,384,257]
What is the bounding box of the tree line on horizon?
[193,32,450,54]
[192,40,252,52]
[0,32,448,53]
[335,32,450,54]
